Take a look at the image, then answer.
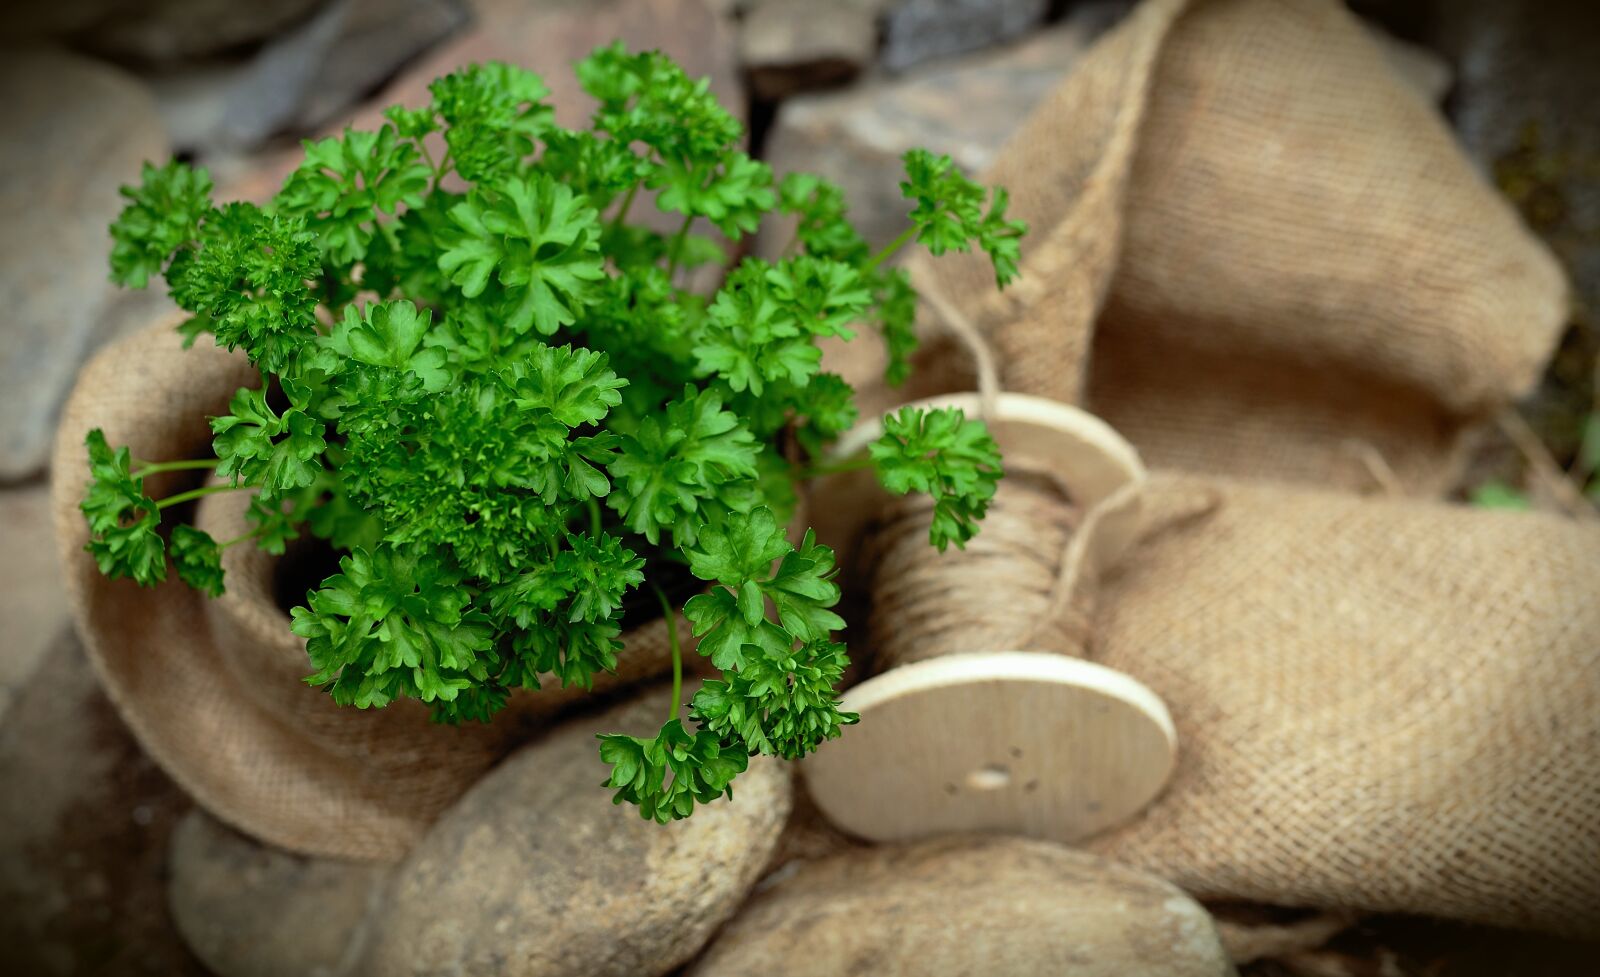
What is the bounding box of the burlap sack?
[848,0,1568,496]
[50,322,690,860]
[1088,473,1600,937]
[814,0,1596,938]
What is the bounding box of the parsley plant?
[87,47,1020,821]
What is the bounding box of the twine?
[859,263,1109,669]
[863,469,1098,669]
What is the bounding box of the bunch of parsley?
[87,46,1021,821]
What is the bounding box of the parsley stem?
[220,526,263,549]
[587,497,602,538]
[609,183,639,232]
[130,458,218,479]
[864,225,918,274]
[795,453,874,481]
[653,584,684,725]
[154,483,245,510]
[666,213,695,281]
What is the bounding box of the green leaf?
[607,386,760,544]
[429,62,553,183]
[80,430,166,587]
[900,148,1027,288]
[275,124,432,265]
[292,545,497,712]
[169,524,225,597]
[211,383,328,501]
[166,204,322,372]
[439,172,608,335]
[1469,482,1532,511]
[503,343,628,427]
[597,720,748,823]
[870,405,1003,550]
[109,161,214,288]
[328,300,450,391]
[685,504,791,588]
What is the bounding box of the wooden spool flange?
[803,392,1176,844]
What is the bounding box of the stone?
[0,631,203,976]
[0,50,168,482]
[148,0,469,155]
[363,686,792,977]
[216,0,743,214]
[167,810,394,977]
[76,0,330,64]
[760,20,1099,253]
[0,486,70,722]
[689,836,1233,977]
[740,0,879,100]
[880,0,1049,72]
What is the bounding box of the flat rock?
[880,0,1049,71]
[0,485,70,722]
[0,631,202,976]
[760,19,1100,252]
[168,810,393,977]
[150,0,469,155]
[690,836,1233,977]
[740,0,878,100]
[0,50,167,482]
[76,0,330,64]
[364,687,793,977]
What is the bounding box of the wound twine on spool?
[802,262,1176,845]
[864,470,1096,671]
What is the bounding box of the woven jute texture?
[50,323,689,860]
[1089,473,1600,936]
[815,0,1596,938]
[842,0,1567,495]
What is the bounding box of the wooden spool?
[803,392,1176,844]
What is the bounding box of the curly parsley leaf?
[292,545,497,713]
[607,386,760,545]
[327,299,450,392]
[80,430,166,587]
[211,382,327,502]
[439,172,608,335]
[900,148,1027,288]
[109,161,214,288]
[429,62,553,183]
[598,720,749,823]
[870,405,1004,551]
[169,525,225,597]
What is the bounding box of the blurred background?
[0,0,1596,974]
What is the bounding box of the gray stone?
[0,50,168,482]
[690,836,1234,977]
[0,485,70,723]
[76,0,330,64]
[761,20,1098,253]
[740,0,879,100]
[168,810,393,977]
[0,631,203,976]
[363,686,793,977]
[880,0,1048,71]
[148,0,469,155]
